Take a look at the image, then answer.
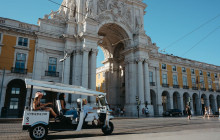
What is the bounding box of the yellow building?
[0,17,38,118]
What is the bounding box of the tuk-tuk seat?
[56,100,73,118]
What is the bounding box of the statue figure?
[86,0,93,16]
[98,0,106,13]
[69,0,77,19]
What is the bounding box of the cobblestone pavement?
[0,116,219,140]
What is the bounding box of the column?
[74,49,81,86]
[144,60,153,116]
[170,95,173,109]
[90,49,97,103]
[155,67,163,116]
[82,49,89,88]
[180,95,184,114]
[63,56,70,84]
[72,51,76,85]
[137,59,145,110]
[214,95,218,113]
[125,61,130,105]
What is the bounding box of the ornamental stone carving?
[86,0,94,17]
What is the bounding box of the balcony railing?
[45,71,59,77]
[173,85,179,88]
[11,67,27,74]
[208,88,214,92]
[162,84,169,88]
[201,88,206,91]
[216,89,220,93]
[150,82,156,86]
[183,86,189,89]
[192,87,198,90]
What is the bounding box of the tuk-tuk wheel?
[29,124,48,140]
[102,121,114,135]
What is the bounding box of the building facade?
[96,53,220,116]
[0,17,38,117]
[0,0,219,117]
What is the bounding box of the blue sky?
[0,0,219,67]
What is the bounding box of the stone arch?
[150,89,157,116]
[201,94,208,114]
[217,95,220,110]
[192,93,200,115]
[209,94,216,114]
[173,91,181,110]
[183,92,190,110]
[3,79,27,118]
[97,23,129,108]
[161,91,171,112]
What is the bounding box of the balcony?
[183,86,189,89]
[150,82,156,86]
[192,87,198,90]
[45,71,59,77]
[208,88,214,92]
[216,89,220,93]
[201,88,206,91]
[11,67,27,74]
[173,85,179,88]
[162,84,169,88]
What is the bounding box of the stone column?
[144,60,153,116]
[156,67,163,116]
[179,95,184,114]
[137,58,145,110]
[74,49,82,86]
[170,95,173,109]
[82,48,89,88]
[63,55,70,84]
[90,49,97,103]
[125,61,130,105]
[214,95,218,113]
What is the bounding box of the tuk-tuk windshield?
[99,97,107,106]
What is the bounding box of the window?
[11,88,20,95]
[192,78,196,87]
[162,74,167,84]
[183,76,188,86]
[207,72,210,77]
[102,72,105,78]
[191,69,195,74]
[162,64,166,70]
[15,53,26,70]
[173,75,178,85]
[214,73,218,78]
[182,67,186,72]
[18,37,28,47]
[98,74,100,79]
[208,80,212,88]
[199,70,203,75]
[172,66,176,71]
[200,79,204,88]
[48,57,57,72]
[149,71,153,82]
[9,98,19,109]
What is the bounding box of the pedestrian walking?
[186,105,191,120]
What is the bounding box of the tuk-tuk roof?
[25,79,106,96]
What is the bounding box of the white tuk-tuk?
[22,79,114,139]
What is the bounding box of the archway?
[97,23,129,109]
[209,94,216,114]
[173,92,181,110]
[3,79,27,118]
[183,92,190,110]
[150,89,157,116]
[201,94,208,115]
[162,91,171,112]
[192,93,200,115]
[217,95,220,110]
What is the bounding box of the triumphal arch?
[35,0,158,116]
